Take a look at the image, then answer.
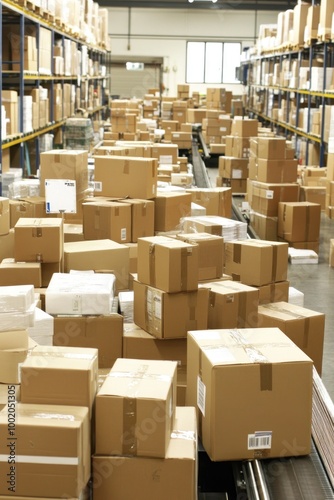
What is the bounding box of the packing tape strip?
[122,397,137,455]
[233,243,242,264]
[171,430,196,442]
[149,244,156,287]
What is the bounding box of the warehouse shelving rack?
[0,0,110,179]
[243,40,334,167]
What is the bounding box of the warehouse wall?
[107,7,278,97]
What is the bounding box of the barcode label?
[197,376,206,416]
[121,228,127,241]
[94,181,102,192]
[248,431,272,450]
[266,190,274,199]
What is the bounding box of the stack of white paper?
[288,248,318,265]
[27,307,54,346]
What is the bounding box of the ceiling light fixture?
[188,0,218,3]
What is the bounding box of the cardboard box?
[186,328,313,461]
[0,329,30,384]
[258,301,324,375]
[256,159,298,183]
[14,218,63,263]
[53,314,123,369]
[92,406,197,500]
[225,136,250,158]
[2,90,18,136]
[0,259,42,287]
[293,3,309,46]
[185,187,231,218]
[220,178,248,194]
[151,144,179,164]
[137,236,199,293]
[249,211,278,241]
[133,277,209,339]
[45,272,115,316]
[82,201,131,243]
[250,181,300,217]
[39,150,88,197]
[0,403,90,497]
[120,198,155,242]
[278,202,321,242]
[300,186,326,210]
[257,281,290,305]
[123,323,187,367]
[95,358,178,458]
[224,240,288,286]
[231,118,258,137]
[200,280,259,328]
[176,232,224,281]
[0,197,10,235]
[9,197,47,228]
[154,192,192,232]
[64,239,130,291]
[219,157,249,179]
[20,345,99,415]
[94,156,157,200]
[64,223,84,242]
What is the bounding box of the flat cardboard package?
[94,156,157,199]
[53,314,123,368]
[176,232,224,281]
[137,236,199,293]
[92,406,197,500]
[63,239,130,291]
[186,328,313,461]
[200,280,259,329]
[185,187,232,218]
[82,201,131,243]
[278,202,321,242]
[224,240,288,286]
[133,277,209,339]
[123,323,187,367]
[258,301,324,375]
[20,345,98,416]
[14,218,63,263]
[95,358,177,458]
[0,403,90,497]
[154,192,192,232]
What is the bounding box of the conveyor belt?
[192,129,334,500]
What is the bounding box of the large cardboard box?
[300,186,326,210]
[120,198,155,242]
[200,280,259,328]
[256,137,287,160]
[224,240,288,286]
[95,358,178,458]
[154,191,192,232]
[0,197,10,235]
[123,323,187,367]
[249,211,278,241]
[39,150,88,197]
[0,259,42,287]
[176,232,224,281]
[258,301,324,375]
[14,218,63,263]
[278,202,321,242]
[20,345,98,416]
[0,403,90,497]
[186,328,313,461]
[231,118,258,137]
[92,407,197,500]
[250,181,300,217]
[137,236,199,293]
[53,314,123,369]
[64,239,130,291]
[94,156,157,200]
[185,187,231,218]
[133,278,209,339]
[82,201,131,243]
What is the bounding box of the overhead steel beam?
[98,0,294,11]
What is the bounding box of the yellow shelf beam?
[2,120,67,150]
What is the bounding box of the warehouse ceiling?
[97,0,296,10]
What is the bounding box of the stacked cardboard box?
[206,87,232,113]
[153,191,192,234]
[202,111,232,146]
[185,187,232,219]
[278,201,322,253]
[172,100,188,125]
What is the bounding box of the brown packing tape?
[149,244,156,287]
[233,243,242,264]
[123,160,130,174]
[305,205,310,241]
[180,247,188,291]
[186,292,198,331]
[269,283,276,303]
[232,273,241,282]
[260,363,273,391]
[141,203,147,216]
[209,291,216,308]
[32,227,42,237]
[304,317,311,349]
[114,206,120,217]
[271,245,277,283]
[122,397,137,455]
[237,292,247,328]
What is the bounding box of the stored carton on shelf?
[186,328,313,461]
[0,404,90,497]
[92,406,197,500]
[133,276,209,339]
[137,236,199,293]
[95,358,178,458]
[258,301,324,375]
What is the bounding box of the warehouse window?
[186,41,241,84]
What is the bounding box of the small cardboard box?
[176,232,224,281]
[0,197,10,236]
[200,280,259,329]
[186,328,313,461]
[154,191,192,232]
[119,198,155,242]
[82,201,132,243]
[0,403,90,497]
[257,159,298,183]
[258,301,324,375]
[0,329,29,384]
[224,240,288,286]
[231,118,258,137]
[185,187,232,218]
[219,157,249,179]
[9,197,47,228]
[256,137,287,160]
[151,143,179,164]
[300,186,326,210]
[14,217,63,263]
[63,239,130,291]
[133,277,209,339]
[257,280,290,305]
[94,156,157,200]
[92,406,197,500]
[137,236,199,293]
[53,314,123,369]
[0,259,42,287]
[249,211,278,241]
[20,345,99,416]
[123,323,187,367]
[95,358,178,458]
[278,202,321,242]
